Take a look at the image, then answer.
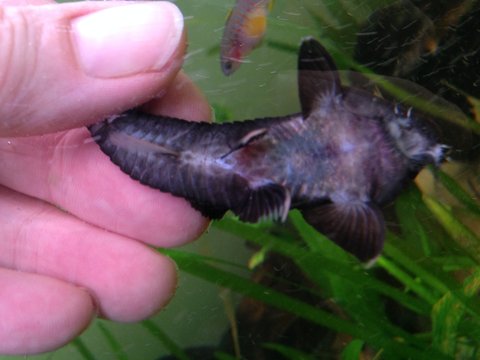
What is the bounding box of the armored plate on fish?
[90,38,448,262]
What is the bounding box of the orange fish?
[220,0,273,75]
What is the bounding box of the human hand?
[0,0,210,354]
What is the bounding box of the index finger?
[0,73,211,247]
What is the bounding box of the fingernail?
[71,2,184,78]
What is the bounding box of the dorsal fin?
[297,37,342,117]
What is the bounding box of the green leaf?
[376,256,437,305]
[383,240,449,295]
[394,186,432,256]
[290,213,430,315]
[432,269,480,356]
[72,338,95,360]
[161,248,362,337]
[341,339,365,360]
[248,245,270,269]
[212,103,234,123]
[161,247,448,360]
[97,321,129,360]
[141,320,190,360]
[384,238,480,321]
[423,195,480,263]
[434,169,480,217]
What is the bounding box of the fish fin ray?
[298,37,342,117]
[221,127,269,158]
[301,201,385,262]
[237,127,268,146]
[235,184,291,223]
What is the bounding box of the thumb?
[0,1,186,136]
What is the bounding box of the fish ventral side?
[89,37,448,262]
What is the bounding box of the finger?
[144,71,212,121]
[0,186,178,322]
[0,1,186,136]
[0,269,94,355]
[0,74,211,247]
[0,0,52,5]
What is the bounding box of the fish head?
[220,44,243,76]
[296,37,449,173]
[384,105,448,171]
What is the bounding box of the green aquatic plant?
[160,181,480,359]
[53,165,480,359]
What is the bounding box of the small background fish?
[220,0,273,75]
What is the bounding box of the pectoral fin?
[298,37,342,117]
[223,128,268,158]
[301,202,385,262]
[235,183,291,223]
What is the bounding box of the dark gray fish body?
[90,38,447,261]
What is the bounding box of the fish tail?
[89,110,249,219]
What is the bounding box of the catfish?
[89,38,448,262]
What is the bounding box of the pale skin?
[0,0,209,354]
